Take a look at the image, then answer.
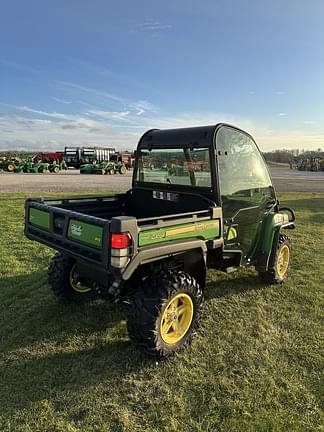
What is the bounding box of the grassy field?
[0,192,323,432]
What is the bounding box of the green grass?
[0,192,323,432]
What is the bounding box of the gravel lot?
[0,170,133,193]
[269,168,324,192]
[1,168,324,193]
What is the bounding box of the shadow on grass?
[1,272,153,417]
[1,339,151,417]
[205,273,269,300]
[0,270,272,417]
[0,271,154,415]
[0,271,128,349]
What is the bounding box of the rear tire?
[119,165,127,175]
[259,233,291,284]
[127,270,203,358]
[48,253,97,303]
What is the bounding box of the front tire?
[127,270,203,358]
[48,253,97,303]
[259,233,291,284]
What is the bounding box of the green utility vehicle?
[48,160,67,173]
[21,161,50,173]
[25,124,295,358]
[80,161,127,175]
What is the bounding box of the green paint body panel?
[80,164,94,174]
[67,219,103,249]
[29,208,50,230]
[139,219,220,247]
[255,211,290,255]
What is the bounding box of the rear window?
[135,147,212,187]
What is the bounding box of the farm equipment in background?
[110,152,134,169]
[36,162,50,173]
[79,163,95,174]
[297,157,324,172]
[48,160,68,173]
[22,161,49,173]
[93,161,117,175]
[80,160,127,175]
[12,159,68,174]
[33,152,64,164]
[64,146,116,169]
[0,157,21,172]
[109,153,133,170]
[14,162,26,173]
[22,161,38,173]
[0,157,6,171]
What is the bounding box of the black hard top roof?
[137,123,252,149]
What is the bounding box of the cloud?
[302,120,317,125]
[58,81,157,116]
[0,105,115,147]
[278,112,287,116]
[0,59,40,75]
[52,97,73,105]
[129,19,173,36]
[58,81,128,105]
[88,110,132,122]
[275,91,285,95]
[66,58,149,90]
[140,21,173,31]
[18,106,70,120]
[1,105,323,152]
[130,100,156,116]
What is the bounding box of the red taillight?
[111,233,131,249]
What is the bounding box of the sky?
[0,0,323,151]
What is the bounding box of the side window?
[216,127,272,205]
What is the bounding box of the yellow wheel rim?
[160,293,194,345]
[69,264,92,293]
[276,244,290,278]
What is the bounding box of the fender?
[121,239,208,281]
[254,208,295,272]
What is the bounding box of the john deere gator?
[25,124,295,358]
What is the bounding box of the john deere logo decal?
[71,223,82,237]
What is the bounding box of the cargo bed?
[25,191,221,273]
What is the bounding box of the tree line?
[262,149,324,164]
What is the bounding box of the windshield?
[135,147,212,187]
